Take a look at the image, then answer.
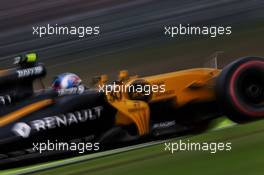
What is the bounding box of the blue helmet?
[52,73,82,90]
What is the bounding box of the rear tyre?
[216,57,264,123]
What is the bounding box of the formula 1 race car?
[0,53,263,168]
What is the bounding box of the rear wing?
[0,53,46,85]
[0,53,46,102]
[0,64,46,85]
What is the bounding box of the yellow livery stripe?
[0,99,53,127]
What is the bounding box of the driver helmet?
[52,73,82,90]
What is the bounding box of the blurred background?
[0,1,264,174]
[0,0,263,86]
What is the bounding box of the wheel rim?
[229,60,264,117]
[239,71,264,105]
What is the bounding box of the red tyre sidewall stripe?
[229,60,264,117]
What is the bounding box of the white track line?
[3,140,165,175]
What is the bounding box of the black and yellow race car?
[0,53,263,168]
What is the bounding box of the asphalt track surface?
[0,0,264,79]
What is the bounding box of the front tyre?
[216,57,264,122]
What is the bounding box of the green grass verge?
[38,120,264,175]
[2,118,264,175]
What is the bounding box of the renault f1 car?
[0,53,263,168]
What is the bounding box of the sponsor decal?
[12,106,103,138]
[153,121,176,129]
[57,85,85,96]
[12,122,31,138]
[0,95,11,105]
[16,66,44,78]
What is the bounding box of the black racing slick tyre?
[216,57,264,123]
